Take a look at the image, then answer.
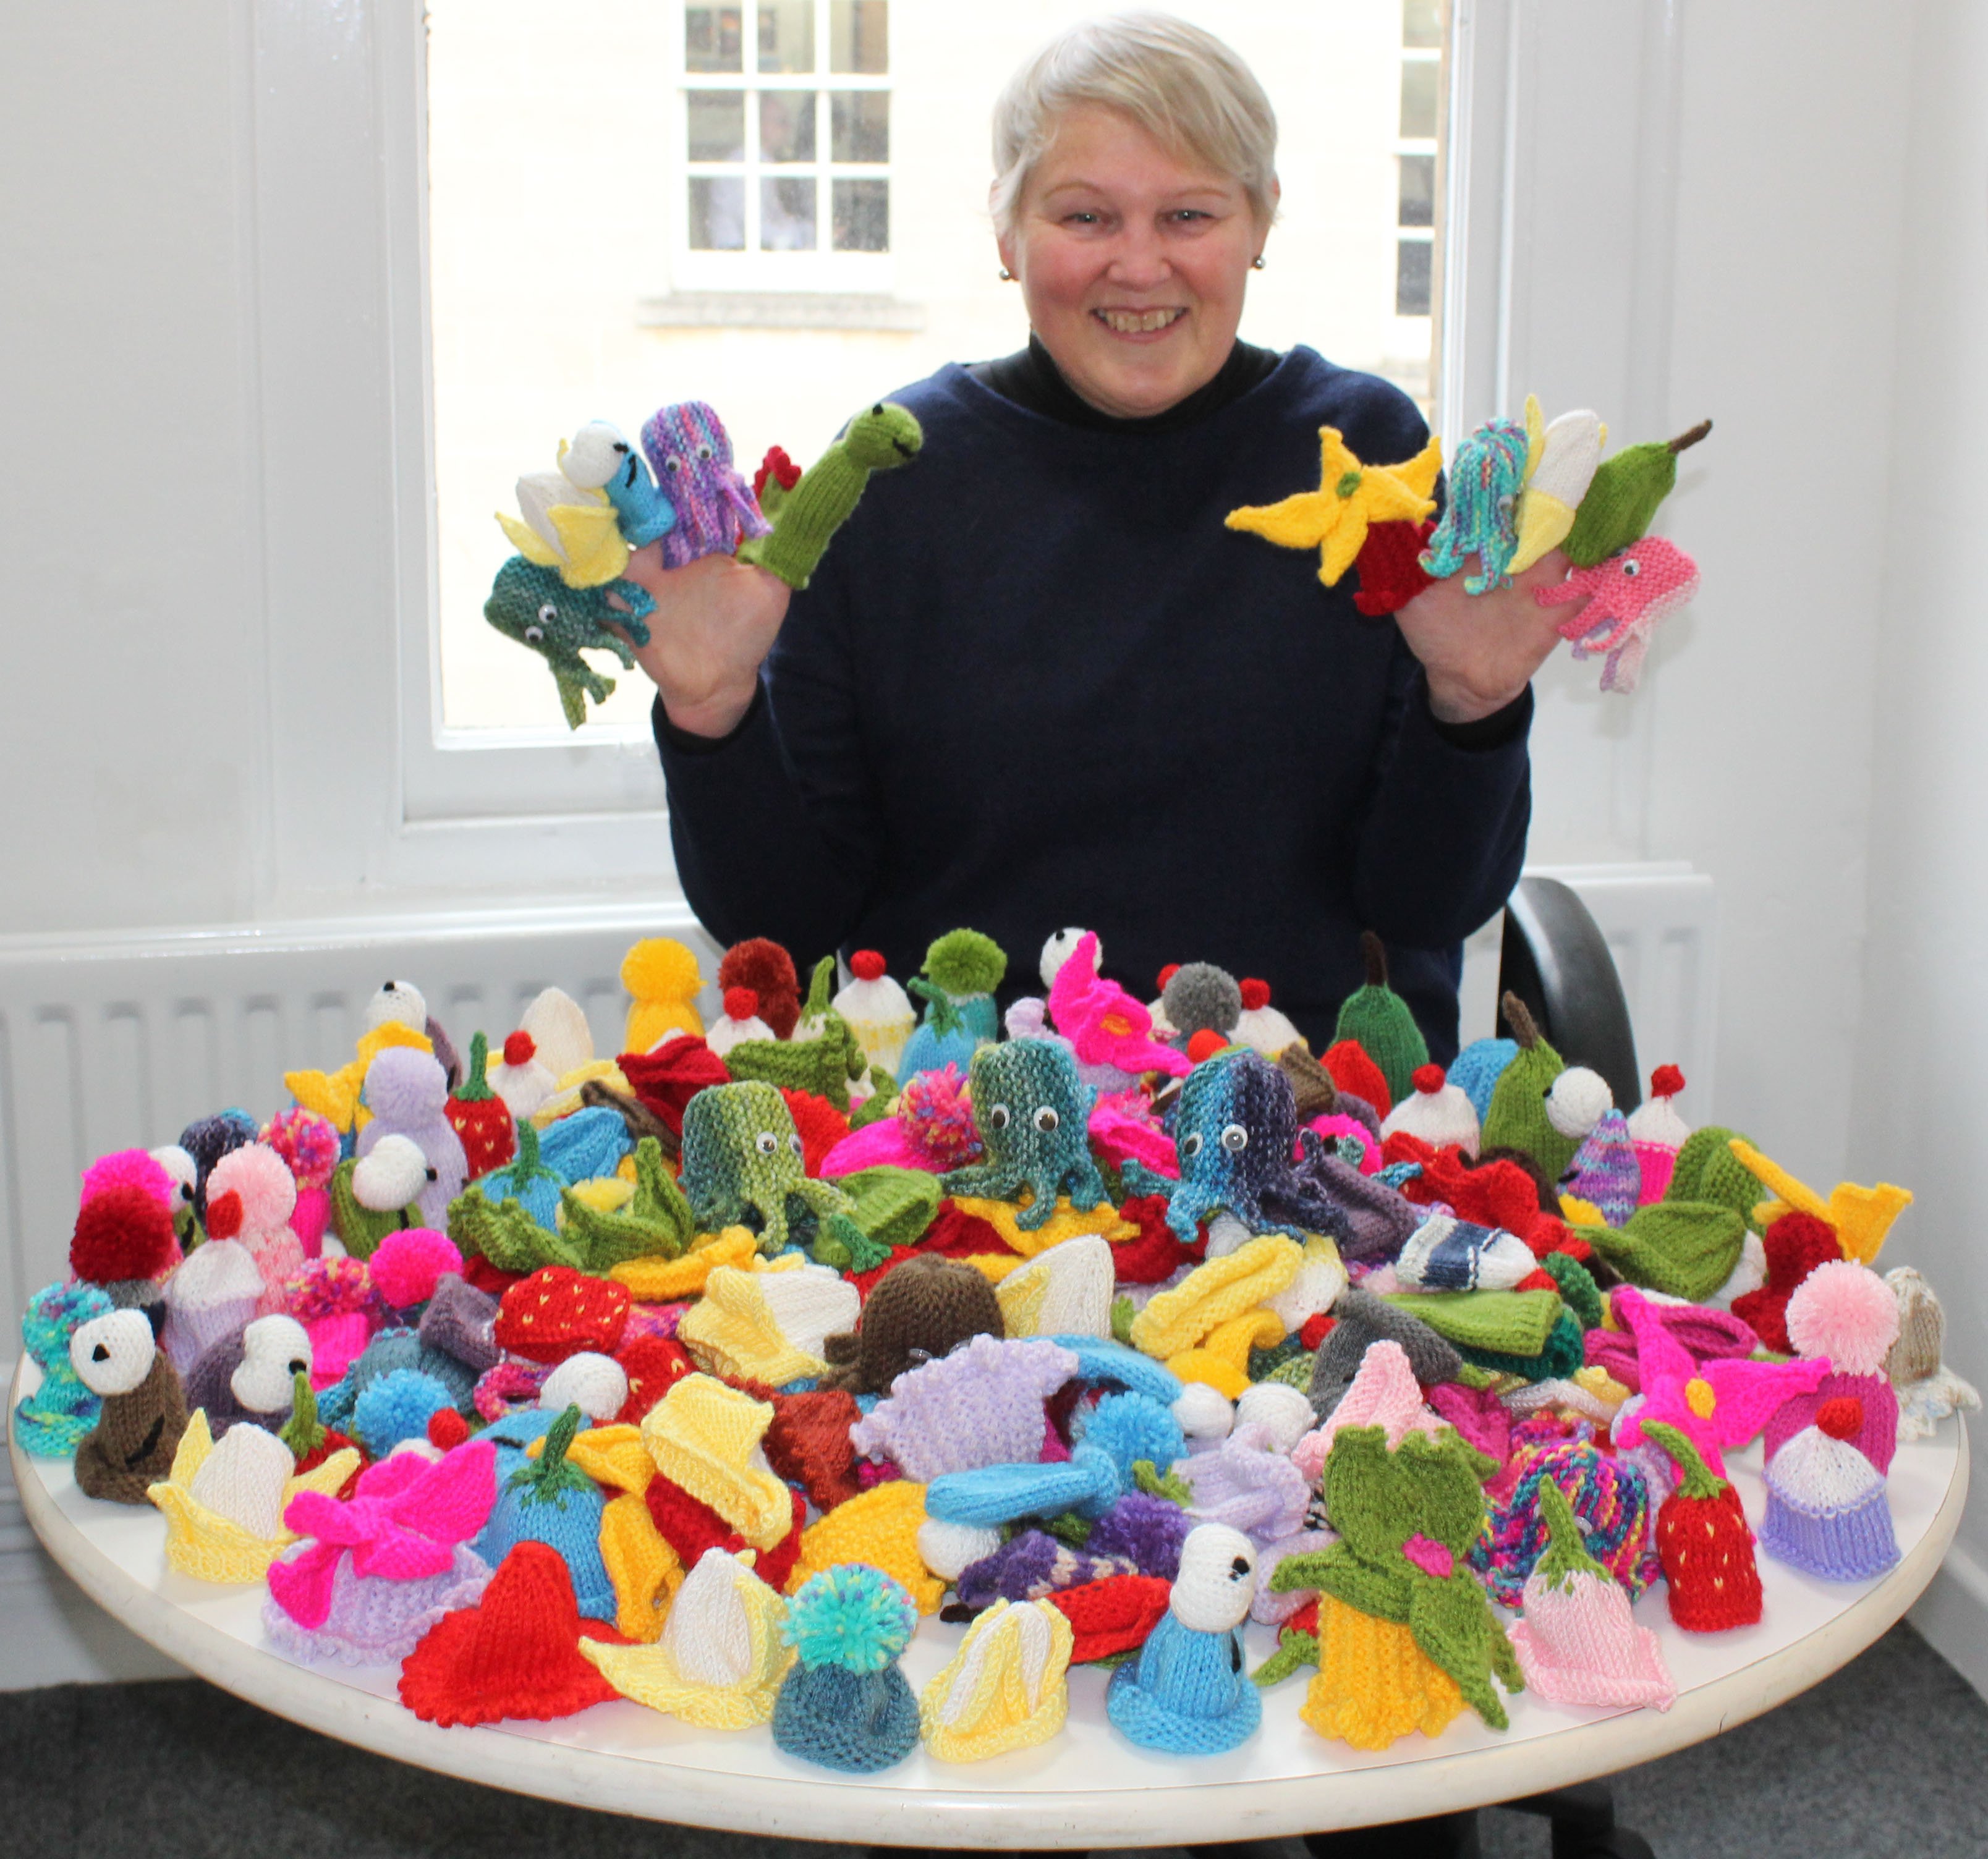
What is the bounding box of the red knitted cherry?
[850,949,887,982]
[1239,978,1271,1012]
[723,986,760,1022]
[428,1409,470,1450]
[204,1189,244,1241]
[1157,963,1181,992]
[1650,1064,1686,1098]
[1186,1028,1227,1065]
[1412,1063,1446,1095]
[1816,1396,1864,1441]
[503,1031,537,1067]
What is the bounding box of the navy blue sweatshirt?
[655,346,1531,1061]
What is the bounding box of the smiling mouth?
[1094,307,1186,334]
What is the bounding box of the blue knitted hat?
[14,1281,116,1456]
[1105,1611,1262,1754]
[770,1565,921,1772]
[473,1405,615,1622]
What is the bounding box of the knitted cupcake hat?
[1379,1064,1480,1156]
[1759,1398,1900,1582]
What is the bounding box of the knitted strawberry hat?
[397,1539,627,1726]
[1759,1398,1899,1581]
[1378,1064,1480,1156]
[494,1266,631,1365]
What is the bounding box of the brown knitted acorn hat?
[818,1253,1005,1394]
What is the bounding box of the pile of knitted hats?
[18,921,1977,1768]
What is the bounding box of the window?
[1396,0,1444,318]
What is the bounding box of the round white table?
[9,1360,1968,1852]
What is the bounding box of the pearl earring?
[998,268,1015,281]
[1251,255,1266,271]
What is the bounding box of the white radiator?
[0,866,1714,1687]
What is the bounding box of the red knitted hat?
[1047,1573,1172,1662]
[619,1035,733,1136]
[761,1386,865,1512]
[781,1088,851,1175]
[397,1541,627,1726]
[1732,1212,1842,1354]
[70,1185,181,1284]
[613,1333,696,1426]
[1323,1038,1393,1117]
[644,1474,806,1588]
[717,938,801,1040]
[1110,1193,1207,1284]
[493,1266,631,1365]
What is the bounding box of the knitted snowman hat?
[1759,1397,1899,1582]
[1378,1064,1481,1156]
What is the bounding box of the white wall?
[1,0,1982,1688]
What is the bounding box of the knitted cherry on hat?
[397,1540,627,1726]
[718,938,801,1040]
[1231,979,1306,1059]
[70,1186,181,1285]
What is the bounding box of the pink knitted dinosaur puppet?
[1535,536,1700,693]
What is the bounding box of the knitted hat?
[1884,1267,1984,1439]
[474,1405,614,1621]
[148,1412,358,1585]
[1470,1439,1656,1608]
[828,951,915,1077]
[639,1373,791,1547]
[620,936,705,1053]
[1379,1065,1480,1156]
[920,1598,1075,1763]
[1230,978,1306,1059]
[494,1266,630,1365]
[996,1234,1115,1339]
[1291,1339,1446,1480]
[1334,934,1429,1107]
[1579,1201,1746,1304]
[849,1334,1077,1481]
[679,1265,831,1387]
[1305,1287,1462,1421]
[72,1316,190,1504]
[418,1274,503,1376]
[1161,963,1242,1044]
[1627,1065,1691,1149]
[1322,1040,1393,1119]
[70,1185,181,1289]
[1760,1399,1899,1581]
[1481,996,1575,1181]
[771,1565,922,1772]
[1642,1421,1762,1632]
[399,1540,626,1726]
[1507,1480,1676,1712]
[1563,1110,1641,1229]
[1395,1213,1538,1294]
[13,1281,116,1458]
[819,1251,1005,1395]
[1105,1525,1262,1754]
[786,1478,943,1614]
[1731,1210,1842,1352]
[161,1238,266,1374]
[178,1110,259,1218]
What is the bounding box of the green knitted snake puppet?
[739,401,923,590]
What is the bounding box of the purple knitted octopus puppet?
[638,401,771,567]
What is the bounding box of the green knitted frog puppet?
[738,402,923,591]
[1268,1423,1523,1730]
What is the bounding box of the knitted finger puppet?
[1105,1524,1262,1753]
[619,937,705,1052]
[441,1035,517,1181]
[1535,535,1701,694]
[488,1030,560,1120]
[1641,1420,1762,1631]
[483,555,654,729]
[1272,1425,1520,1739]
[1725,1137,1914,1266]
[638,400,771,567]
[398,1539,627,1727]
[1884,1266,1983,1439]
[1351,516,1437,616]
[1335,934,1430,1106]
[357,1048,469,1230]
[1121,1048,1349,1247]
[1507,1478,1675,1712]
[771,1564,923,1772]
[1419,416,1531,593]
[265,1439,498,1666]
[70,1310,191,1504]
[1469,1438,1656,1608]
[833,951,916,1078]
[1563,1109,1641,1227]
[938,1038,1108,1230]
[1561,419,1711,567]
[1480,994,1577,1182]
[184,1312,312,1438]
[921,928,1007,1045]
[920,1596,1075,1763]
[1626,1064,1691,1205]
[581,1546,794,1727]
[562,418,678,549]
[1223,426,1441,587]
[68,1185,179,1322]
[1762,1259,1902,1473]
[1046,931,1192,1088]
[678,1081,861,1257]
[1508,399,1607,575]
[896,978,982,1086]
[495,435,637,590]
[818,1251,1005,1395]
[14,1281,116,1457]
[737,400,923,591]
[1759,1397,1900,1582]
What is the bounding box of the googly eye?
[1033,1107,1060,1133]
[695,442,714,461]
[1180,1132,1203,1159]
[288,1357,308,1377]
[755,1132,779,1156]
[1220,1124,1249,1153]
[523,626,543,644]
[70,1310,155,1397]
[664,455,684,473]
[537,603,557,624]
[988,1105,1011,1130]
[1621,557,1641,577]
[789,1133,803,1156]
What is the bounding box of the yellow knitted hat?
[948,1192,1138,1258]
[640,1374,791,1548]
[621,937,707,1052]
[612,1226,757,1302]
[1129,1234,1302,1360]
[678,1266,828,1388]
[785,1478,943,1614]
[919,1598,1074,1763]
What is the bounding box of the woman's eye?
[1220,1124,1249,1153]
[1034,1107,1060,1133]
[1181,1132,1203,1158]
[755,1132,779,1155]
[988,1104,1011,1130]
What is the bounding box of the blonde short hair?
[990,13,1278,236]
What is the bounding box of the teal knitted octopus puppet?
[483,556,655,729]
[938,1036,1110,1230]
[1418,415,1532,595]
[678,1081,864,1258]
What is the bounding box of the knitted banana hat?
[920,1598,1075,1762]
[639,1373,791,1547]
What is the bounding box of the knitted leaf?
[507,1405,595,1510]
[1130,1459,1194,1507]
[907,977,963,1040]
[1640,1420,1727,1502]
[278,1370,325,1460]
[1529,1477,1610,1594]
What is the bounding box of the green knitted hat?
[1665,1125,1767,1230]
[923,929,1006,996]
[1480,994,1577,1182]
[1333,932,1430,1106]
[1576,1200,1746,1303]
[1377,1286,1563,1358]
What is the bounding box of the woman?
[622,14,1565,1060]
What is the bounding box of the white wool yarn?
[1544,1067,1613,1141]
[1171,1381,1236,1442]
[919,1517,1003,1582]
[1233,1381,1315,1456]
[540,1351,631,1423]
[352,1134,430,1213]
[232,1316,313,1413]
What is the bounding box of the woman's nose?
[1104,220,1170,287]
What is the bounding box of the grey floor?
[1,1622,1982,1859]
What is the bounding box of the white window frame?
[243,0,1680,912]
[669,0,895,295]
[1395,11,1442,323]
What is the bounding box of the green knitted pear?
[1333,931,1429,1105]
[1479,993,1578,1182]
[1561,419,1711,567]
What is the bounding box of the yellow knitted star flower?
[1225,428,1442,587]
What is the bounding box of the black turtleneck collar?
[969,331,1281,433]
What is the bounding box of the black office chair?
[1497,874,1643,1113]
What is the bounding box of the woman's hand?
[611,544,792,739]
[1395,550,1571,724]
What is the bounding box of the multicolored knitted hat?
[771,1564,922,1772]
[1759,1399,1899,1582]
[14,1281,116,1457]
[1470,1438,1657,1608]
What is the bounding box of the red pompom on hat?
[1323,1038,1393,1117]
[723,986,762,1023]
[70,1185,181,1284]
[1650,1064,1685,1098]
[1185,1028,1228,1065]
[850,949,887,982]
[1238,978,1271,1012]
[619,1034,733,1136]
[1156,963,1181,993]
[1816,1396,1864,1442]
[427,1408,470,1450]
[503,1031,538,1067]
[397,1541,627,1727]
[1411,1063,1446,1095]
[494,1266,631,1365]
[1047,1573,1173,1662]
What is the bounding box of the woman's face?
[998,103,1268,420]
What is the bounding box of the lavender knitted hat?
[1759,1399,1899,1582]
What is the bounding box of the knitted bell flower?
[1379,1065,1481,1156]
[1293,1338,1446,1482]
[920,1597,1076,1763]
[14,1281,116,1457]
[1763,1259,1903,1473]
[771,1564,922,1772]
[580,1546,794,1728]
[1508,1480,1676,1713]
[398,1539,627,1727]
[1642,1421,1762,1632]
[1106,1523,1263,1754]
[1759,1398,1900,1582]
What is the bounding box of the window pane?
[1396,238,1432,315]
[1400,61,1438,139]
[830,0,888,74]
[1398,153,1434,228]
[1402,0,1442,49]
[757,0,813,73]
[686,5,742,74]
[832,177,888,250]
[689,175,746,248]
[762,176,817,249]
[831,91,888,163]
[760,90,817,163]
[687,91,746,163]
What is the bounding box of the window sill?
[637,291,926,332]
